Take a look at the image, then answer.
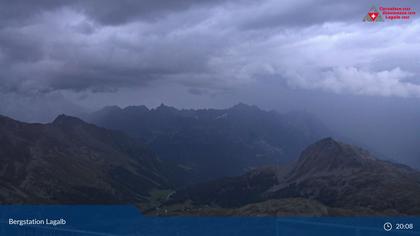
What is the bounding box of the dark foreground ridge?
[1,113,419,216]
[0,114,170,207]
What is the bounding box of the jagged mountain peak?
[230,103,260,112]
[289,137,376,179]
[311,137,340,148]
[102,105,123,112]
[123,105,149,113]
[155,103,178,112]
[52,114,87,126]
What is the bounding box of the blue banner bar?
[0,205,419,235]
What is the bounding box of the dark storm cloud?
[0,0,71,27]
[0,0,231,27]
[0,0,229,93]
[1,0,420,98]
[75,0,231,25]
[238,1,361,29]
[0,30,44,63]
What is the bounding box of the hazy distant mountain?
[0,114,170,205]
[157,138,420,216]
[87,103,329,185]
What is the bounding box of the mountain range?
[1,104,419,216]
[87,103,329,185]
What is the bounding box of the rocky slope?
[0,114,170,205]
[156,138,420,216]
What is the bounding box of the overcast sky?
[0,0,419,115]
[0,0,420,166]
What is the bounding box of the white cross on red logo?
[369,12,379,21]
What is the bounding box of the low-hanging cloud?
[287,67,420,97]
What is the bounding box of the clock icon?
[384,222,393,231]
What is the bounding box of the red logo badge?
[363,6,384,22]
[369,12,379,21]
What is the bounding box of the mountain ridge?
[287,137,377,181]
[157,138,420,216]
[87,103,330,185]
[0,114,171,206]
